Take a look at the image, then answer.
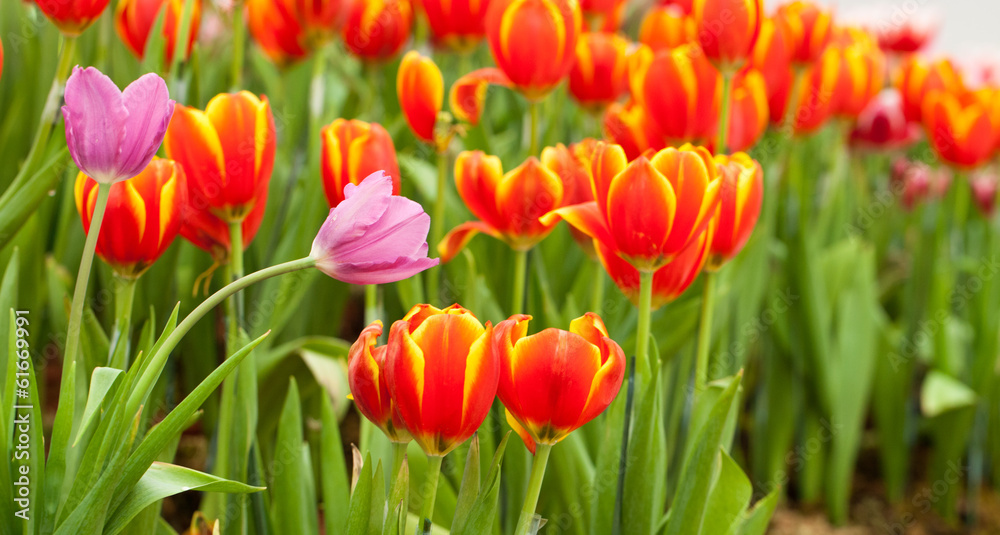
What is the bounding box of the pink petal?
[63,66,128,183]
[333,195,431,264]
[312,171,393,255]
[324,255,440,285]
[117,73,174,179]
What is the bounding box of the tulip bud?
[320,119,401,207]
[76,158,185,279]
[387,304,499,457]
[494,313,625,453]
[247,0,344,63]
[635,43,720,144]
[34,0,111,36]
[692,0,762,72]
[342,0,413,61]
[568,32,630,109]
[115,0,202,64]
[348,322,411,443]
[485,0,583,100]
[706,152,763,270]
[397,51,444,147]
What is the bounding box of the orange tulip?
[750,17,793,124]
[544,142,721,272]
[33,0,110,36]
[603,99,667,160]
[320,119,401,207]
[439,152,565,262]
[247,0,344,63]
[706,152,762,270]
[495,313,625,453]
[75,158,185,278]
[348,321,412,443]
[115,0,202,64]
[397,51,444,147]
[485,0,583,100]
[386,304,499,456]
[790,45,838,134]
[540,140,599,255]
[692,0,762,72]
[568,32,630,109]
[725,68,768,152]
[638,5,694,53]
[894,56,964,123]
[417,0,490,51]
[774,1,833,66]
[634,43,720,144]
[342,0,413,60]
[922,88,999,169]
[828,28,884,120]
[595,231,710,309]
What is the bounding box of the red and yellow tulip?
[603,99,667,160]
[638,4,694,53]
[439,152,565,262]
[922,88,999,169]
[692,0,762,72]
[348,321,412,443]
[633,43,720,145]
[417,0,490,51]
[568,32,631,109]
[320,119,401,207]
[540,140,600,255]
[247,0,344,63]
[750,17,793,124]
[894,56,965,123]
[725,69,769,152]
[774,1,833,66]
[828,28,885,120]
[495,313,625,453]
[34,0,110,36]
[706,152,762,270]
[397,51,445,149]
[115,0,202,64]
[386,304,499,456]
[75,158,185,278]
[342,0,413,60]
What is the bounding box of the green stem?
[125,257,317,420]
[635,271,654,383]
[168,0,197,89]
[391,442,408,481]
[420,455,444,524]
[428,151,448,305]
[512,249,529,314]
[109,276,137,368]
[228,221,246,332]
[514,443,553,535]
[716,72,733,154]
[590,260,607,317]
[364,284,379,325]
[694,271,717,394]
[528,100,540,156]
[64,182,111,368]
[1,37,76,202]
[230,2,246,90]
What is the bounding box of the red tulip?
[692,0,762,72]
[417,0,490,51]
[320,119,401,207]
[115,0,202,64]
[706,152,762,270]
[342,0,413,60]
[568,32,631,109]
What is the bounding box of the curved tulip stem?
[109,276,138,368]
[515,443,553,535]
[528,100,540,156]
[716,71,733,154]
[1,37,76,203]
[512,249,529,314]
[427,151,448,305]
[125,256,317,422]
[694,271,717,394]
[64,182,111,369]
[230,2,246,90]
[420,455,444,525]
[635,271,654,382]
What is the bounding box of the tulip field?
[5,0,1000,533]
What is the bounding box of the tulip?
[706,152,762,270]
[347,321,412,443]
[692,0,762,72]
[63,67,175,185]
[320,119,401,207]
[115,0,202,64]
[603,99,667,160]
[485,0,582,100]
[540,141,599,255]
[163,91,276,260]
[634,43,720,144]
[790,45,838,134]
[849,89,920,150]
[638,5,694,53]
[568,32,630,109]
[922,88,999,169]
[829,28,885,120]
[418,0,490,51]
[75,158,185,279]
[543,142,721,272]
[894,56,964,123]
[342,0,413,60]
[247,0,344,63]
[971,172,998,218]
[397,51,444,148]
[595,234,710,309]
[449,67,515,126]
[311,171,439,284]
[725,69,768,152]
[873,6,939,54]
[438,152,565,263]
[749,17,793,124]
[774,1,833,66]
[34,0,111,36]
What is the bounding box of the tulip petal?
[454,150,506,229]
[438,220,503,264]
[606,159,676,266]
[449,67,512,125]
[540,202,614,248]
[117,72,174,179]
[327,254,440,285]
[506,409,537,454]
[575,336,626,429]
[312,171,393,254]
[333,195,432,264]
[63,66,129,183]
[387,320,427,444]
[460,323,499,439]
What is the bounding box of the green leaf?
[384,458,409,535]
[367,462,386,535]
[737,488,781,535]
[452,432,511,535]
[665,372,743,535]
[0,247,19,390]
[73,367,124,446]
[453,434,481,530]
[322,393,351,535]
[8,310,45,535]
[700,450,752,535]
[348,453,373,535]
[270,377,319,533]
[622,369,667,535]
[921,370,977,418]
[104,462,265,535]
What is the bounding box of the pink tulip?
[310,171,439,284]
[62,66,174,184]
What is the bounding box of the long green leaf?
[321,393,351,535]
[700,450,752,535]
[270,377,319,533]
[73,367,124,446]
[347,453,373,535]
